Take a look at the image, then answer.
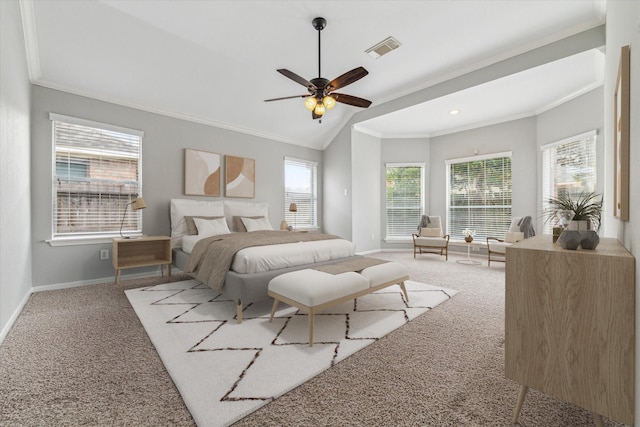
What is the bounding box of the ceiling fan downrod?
[312,17,326,80]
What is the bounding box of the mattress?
[181,234,356,274]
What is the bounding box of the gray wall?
[30,86,323,288]
[324,26,606,243]
[430,117,538,234]
[604,2,640,422]
[351,131,381,253]
[0,1,33,340]
[536,86,605,230]
[380,137,430,250]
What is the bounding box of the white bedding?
[181,234,356,274]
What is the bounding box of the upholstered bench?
[268,261,409,346]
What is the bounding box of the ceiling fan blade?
[331,93,372,108]
[264,94,310,102]
[277,69,316,90]
[327,67,368,91]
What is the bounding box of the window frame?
[48,113,144,246]
[384,162,425,241]
[445,152,512,241]
[284,156,318,231]
[540,130,597,233]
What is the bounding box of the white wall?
[0,0,33,340]
[30,86,323,288]
[351,131,381,253]
[604,2,640,423]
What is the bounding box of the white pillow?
[241,216,273,232]
[223,201,269,231]
[193,217,231,237]
[504,231,524,243]
[420,227,441,237]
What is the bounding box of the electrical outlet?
[472,246,480,252]
[100,249,109,260]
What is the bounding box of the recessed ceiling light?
[449,109,460,115]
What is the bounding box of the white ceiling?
[21,0,606,150]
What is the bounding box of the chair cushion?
[420,227,441,237]
[508,217,523,233]
[488,241,512,254]
[504,231,524,243]
[414,236,447,248]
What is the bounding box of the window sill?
[47,234,143,246]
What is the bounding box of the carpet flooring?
[0,251,625,426]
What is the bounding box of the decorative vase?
[464,236,473,243]
[567,219,591,231]
[579,230,599,250]
[556,230,581,250]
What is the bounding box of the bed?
[170,199,359,322]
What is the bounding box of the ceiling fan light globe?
[323,95,336,109]
[314,102,326,116]
[304,97,317,110]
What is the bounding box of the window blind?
[541,131,597,233]
[446,153,512,240]
[284,157,318,229]
[385,163,424,239]
[51,114,143,239]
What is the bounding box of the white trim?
[32,268,169,293]
[47,233,143,247]
[49,113,144,137]
[18,0,41,81]
[0,289,32,346]
[384,162,425,168]
[445,151,512,165]
[540,129,597,151]
[284,156,318,167]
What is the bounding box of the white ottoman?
[267,262,410,347]
[268,269,369,347]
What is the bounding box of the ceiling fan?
[264,17,372,121]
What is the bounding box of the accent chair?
[412,216,450,260]
[486,217,526,266]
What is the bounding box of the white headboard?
[170,199,268,247]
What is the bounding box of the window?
[284,157,317,229]
[541,130,597,233]
[446,153,512,241]
[51,113,143,241]
[385,163,424,240]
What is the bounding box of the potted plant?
[543,191,603,232]
[462,228,476,243]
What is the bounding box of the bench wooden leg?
[236,300,243,324]
[308,310,314,347]
[269,299,279,322]
[399,281,409,302]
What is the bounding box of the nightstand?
[112,236,172,286]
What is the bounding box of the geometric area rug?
[125,279,457,427]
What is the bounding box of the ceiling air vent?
[365,36,401,59]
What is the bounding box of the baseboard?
[0,289,32,347]
[32,267,168,293]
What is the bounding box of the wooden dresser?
[505,235,635,425]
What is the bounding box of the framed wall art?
[613,45,630,221]
[184,149,221,196]
[225,155,255,198]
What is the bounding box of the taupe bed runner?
[312,257,388,274]
[184,231,340,292]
